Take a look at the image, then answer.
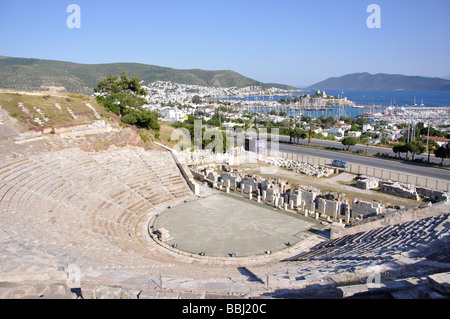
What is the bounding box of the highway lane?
[272,142,450,182]
[277,135,450,165]
[243,131,449,165]
[227,131,449,180]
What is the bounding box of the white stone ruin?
[33,106,50,123]
[67,107,78,120]
[262,157,335,178]
[156,228,173,242]
[86,103,101,119]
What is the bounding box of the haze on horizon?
[0,0,449,88]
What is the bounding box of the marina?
[244,104,450,125]
[228,89,450,123]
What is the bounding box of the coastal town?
[130,81,450,156]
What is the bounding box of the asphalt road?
[274,142,450,182]
[277,135,450,165]
[242,131,449,165]
[228,131,450,181]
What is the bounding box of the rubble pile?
[263,158,335,178]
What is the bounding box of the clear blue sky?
[1,0,449,87]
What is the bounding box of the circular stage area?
[153,193,316,257]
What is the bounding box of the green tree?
[291,127,306,144]
[243,120,250,131]
[356,117,369,126]
[426,139,440,162]
[392,143,408,159]
[340,117,357,125]
[342,136,358,151]
[319,116,337,129]
[95,72,146,96]
[192,95,202,104]
[95,73,160,131]
[406,140,426,161]
[434,146,450,165]
[206,111,222,127]
[301,115,311,123]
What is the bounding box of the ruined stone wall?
[241,177,259,193]
[351,199,383,218]
[416,187,449,203]
[317,198,343,219]
[290,193,301,207]
[356,177,379,190]
[219,172,241,188]
[380,181,420,201]
[331,201,450,239]
[300,188,318,210]
[206,171,218,183]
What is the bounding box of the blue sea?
[321,89,450,108]
[230,89,450,119]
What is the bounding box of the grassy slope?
[0,91,175,150]
[0,92,108,132]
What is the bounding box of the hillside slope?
[0,56,296,94]
[309,72,450,90]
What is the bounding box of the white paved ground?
[153,193,315,257]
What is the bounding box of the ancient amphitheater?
[1,144,449,299]
[0,102,449,299]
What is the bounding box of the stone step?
[0,270,67,284]
[0,281,76,299]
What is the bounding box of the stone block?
[351,198,383,219]
[94,286,123,299]
[428,272,450,295]
[156,228,173,241]
[356,177,379,190]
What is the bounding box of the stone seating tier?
[285,214,449,263]
[0,147,193,271]
[1,146,449,297]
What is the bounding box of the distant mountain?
[442,75,450,80]
[0,56,296,94]
[308,72,450,91]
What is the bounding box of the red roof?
[421,135,450,142]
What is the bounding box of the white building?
[362,124,374,132]
[222,122,244,129]
[348,131,362,138]
[326,127,346,137]
[160,107,187,122]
